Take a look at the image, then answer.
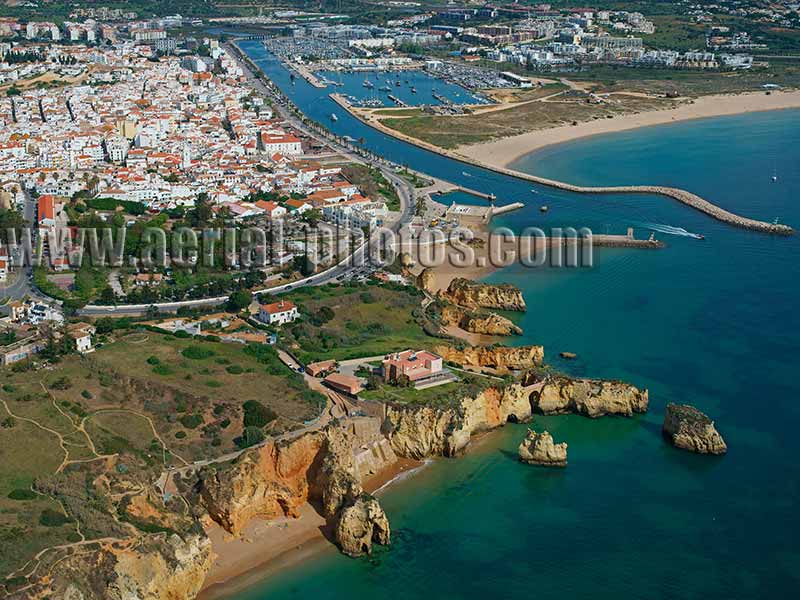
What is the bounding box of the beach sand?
[457,90,800,167]
[198,458,423,600]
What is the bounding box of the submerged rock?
[663,403,727,455]
[334,494,391,557]
[518,429,568,467]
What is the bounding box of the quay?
[291,62,326,88]
[445,201,524,224]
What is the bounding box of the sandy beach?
[457,90,800,167]
[198,457,424,600]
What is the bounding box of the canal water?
[231,39,800,600]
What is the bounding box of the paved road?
[77,45,416,317]
[1,189,50,303]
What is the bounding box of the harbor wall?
[334,95,794,236]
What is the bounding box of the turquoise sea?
[233,40,800,599]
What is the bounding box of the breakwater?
[335,94,794,236]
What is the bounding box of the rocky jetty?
[383,383,533,459]
[518,430,568,467]
[526,373,648,417]
[441,305,522,336]
[334,494,391,557]
[663,403,727,455]
[18,532,213,600]
[439,278,527,312]
[434,344,543,372]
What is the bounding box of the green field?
[360,373,495,408]
[283,283,444,362]
[0,327,330,584]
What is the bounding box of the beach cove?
[217,41,800,600]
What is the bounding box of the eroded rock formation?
[439,278,526,312]
[434,344,543,372]
[383,383,533,459]
[194,431,325,535]
[663,403,727,455]
[334,494,391,558]
[192,426,391,557]
[526,373,648,417]
[440,305,522,336]
[518,429,568,467]
[417,267,436,294]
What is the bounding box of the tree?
[366,373,382,391]
[94,317,116,334]
[302,208,322,228]
[235,426,265,449]
[242,400,277,428]
[226,289,252,313]
[0,329,16,346]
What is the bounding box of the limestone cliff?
[194,431,325,535]
[518,429,568,467]
[440,304,522,336]
[15,532,213,600]
[526,373,648,417]
[192,425,391,557]
[334,494,391,558]
[439,278,526,312]
[383,383,533,459]
[663,403,727,455]
[434,344,543,372]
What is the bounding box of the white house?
[257,300,298,326]
[67,323,95,354]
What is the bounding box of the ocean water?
[233,39,800,599]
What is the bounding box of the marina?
[313,68,488,108]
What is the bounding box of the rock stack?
[518,429,568,467]
[662,403,727,455]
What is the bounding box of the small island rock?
[663,403,727,455]
[518,429,568,467]
[334,494,391,557]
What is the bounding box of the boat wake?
[642,223,704,239]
